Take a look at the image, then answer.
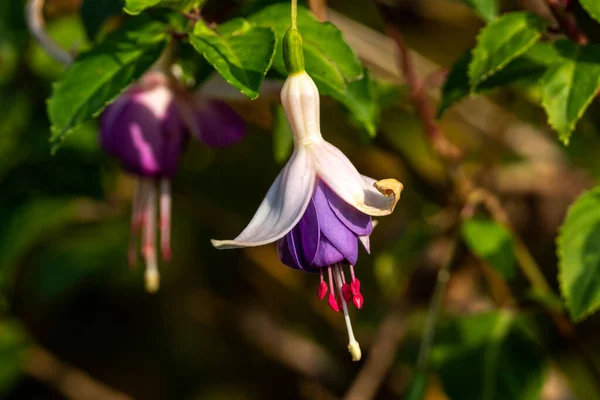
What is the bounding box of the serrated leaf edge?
[468,12,545,88]
[557,186,600,321]
[48,39,167,152]
[581,0,600,24]
[190,23,276,100]
[541,51,600,146]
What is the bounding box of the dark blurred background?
[3,0,600,399]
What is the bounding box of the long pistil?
[142,178,160,294]
[333,264,361,361]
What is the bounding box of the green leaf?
[469,12,547,88]
[557,185,600,321]
[47,18,168,152]
[124,0,201,15]
[405,370,428,400]
[189,18,276,99]
[581,0,600,23]
[0,321,29,394]
[438,44,554,117]
[461,218,517,279]
[0,198,90,289]
[432,312,548,400]
[247,4,363,95]
[248,5,379,133]
[541,40,600,145]
[327,69,379,136]
[455,0,499,22]
[272,104,293,164]
[124,0,160,14]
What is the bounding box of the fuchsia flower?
[212,71,402,360]
[101,70,246,293]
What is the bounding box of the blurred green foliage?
[5,0,600,399]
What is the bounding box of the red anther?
[317,281,328,300]
[350,278,361,295]
[328,293,339,312]
[342,283,352,302]
[353,293,364,309]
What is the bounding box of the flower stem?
[291,0,298,30]
[25,0,73,65]
[415,235,457,372]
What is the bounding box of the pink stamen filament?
[327,266,339,312]
[128,178,146,267]
[159,178,172,262]
[317,269,328,300]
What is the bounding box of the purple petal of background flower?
[101,91,187,177]
[192,99,246,148]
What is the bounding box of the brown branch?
[381,24,461,162]
[22,345,132,400]
[308,0,328,21]
[546,0,588,45]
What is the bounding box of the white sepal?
[310,141,398,216]
[211,148,316,249]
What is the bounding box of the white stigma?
[333,264,362,362]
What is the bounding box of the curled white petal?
[211,149,316,249]
[311,141,398,216]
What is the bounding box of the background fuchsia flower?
[101,70,246,293]
[212,70,402,361]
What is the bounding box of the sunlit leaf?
[558,185,600,320]
[541,40,600,145]
[247,4,363,95]
[124,0,201,14]
[455,0,499,22]
[462,218,517,279]
[189,18,276,99]
[47,18,168,152]
[581,0,600,23]
[469,12,547,88]
[438,42,558,117]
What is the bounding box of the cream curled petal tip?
[211,148,316,249]
[373,179,403,213]
[311,141,398,216]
